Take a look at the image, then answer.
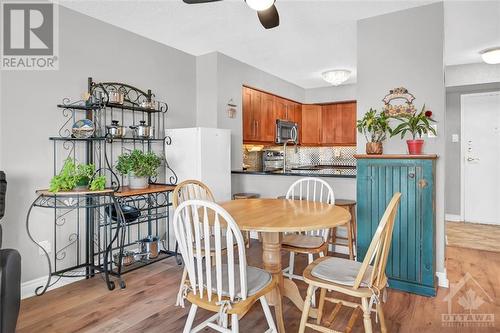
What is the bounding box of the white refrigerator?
[165,127,232,201]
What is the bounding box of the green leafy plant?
[116,150,162,178]
[49,158,105,192]
[75,163,95,186]
[49,159,78,192]
[391,106,437,140]
[357,108,391,143]
[89,175,106,191]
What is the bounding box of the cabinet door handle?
[419,179,428,188]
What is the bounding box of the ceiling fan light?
[245,0,275,11]
[480,47,500,65]
[321,70,351,86]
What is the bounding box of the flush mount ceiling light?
[480,47,500,64]
[321,69,351,86]
[245,0,274,11]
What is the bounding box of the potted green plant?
[391,106,436,154]
[357,108,391,154]
[49,159,106,192]
[116,149,162,189]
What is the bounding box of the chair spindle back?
[174,200,248,303]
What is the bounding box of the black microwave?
[275,119,299,144]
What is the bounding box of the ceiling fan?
[182,0,280,29]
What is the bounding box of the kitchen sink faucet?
[283,138,298,173]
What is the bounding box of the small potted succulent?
[49,159,106,192]
[116,149,162,189]
[391,106,436,155]
[357,108,391,154]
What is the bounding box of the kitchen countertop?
[232,166,356,178]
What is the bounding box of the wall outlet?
[452,134,459,143]
[38,240,51,256]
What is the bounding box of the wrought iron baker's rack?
[26,77,179,295]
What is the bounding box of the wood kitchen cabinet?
[321,102,357,145]
[301,105,322,145]
[242,86,355,145]
[242,87,273,142]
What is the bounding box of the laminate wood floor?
[18,242,500,333]
[446,221,500,252]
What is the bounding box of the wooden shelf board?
[36,188,114,196]
[115,184,176,197]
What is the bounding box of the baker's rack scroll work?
[26,78,179,296]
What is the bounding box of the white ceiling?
[61,0,500,89]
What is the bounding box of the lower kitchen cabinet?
[355,155,437,296]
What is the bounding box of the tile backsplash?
[243,144,356,170]
[285,146,357,167]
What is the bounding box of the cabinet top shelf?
[354,154,438,160]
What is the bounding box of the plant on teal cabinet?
[391,106,436,154]
[357,108,392,154]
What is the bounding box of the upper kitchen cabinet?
[301,105,322,145]
[321,101,357,146]
[273,97,301,125]
[242,86,356,146]
[242,87,274,142]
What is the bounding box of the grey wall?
[445,82,500,216]
[304,84,356,104]
[196,53,218,127]
[0,6,197,283]
[357,3,446,274]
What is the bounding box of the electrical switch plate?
[39,240,51,256]
[452,134,459,143]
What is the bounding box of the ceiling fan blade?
[257,4,279,29]
[183,0,222,4]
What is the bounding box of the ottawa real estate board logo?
[1,2,58,70]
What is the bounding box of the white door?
[462,92,500,225]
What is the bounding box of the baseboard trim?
[445,214,463,222]
[21,275,83,299]
[436,269,449,288]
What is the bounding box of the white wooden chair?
[281,177,335,306]
[174,200,278,333]
[298,193,402,333]
[173,180,216,306]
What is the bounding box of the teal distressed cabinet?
[355,155,437,296]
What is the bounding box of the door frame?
[460,91,500,222]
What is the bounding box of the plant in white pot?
[357,108,391,154]
[116,149,162,189]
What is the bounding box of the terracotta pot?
[366,142,383,155]
[407,139,424,154]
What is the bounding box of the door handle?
[418,179,428,189]
[466,157,480,162]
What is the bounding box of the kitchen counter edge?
[231,170,356,178]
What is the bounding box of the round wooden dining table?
[219,198,351,333]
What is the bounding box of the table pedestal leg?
[282,279,318,319]
[261,232,285,333]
